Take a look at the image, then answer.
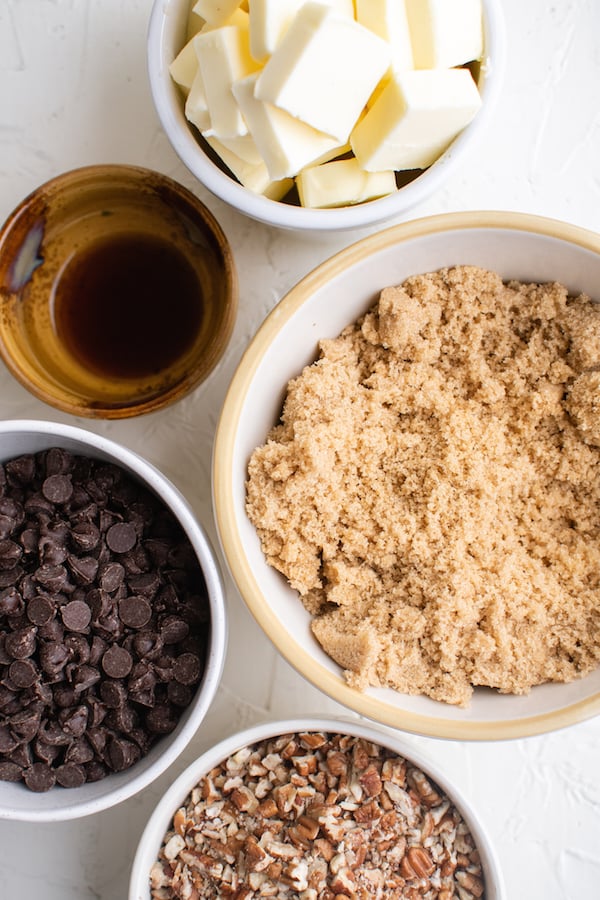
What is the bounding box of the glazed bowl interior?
[147,0,506,232]
[129,716,504,899]
[0,165,237,419]
[213,211,600,741]
[0,419,226,821]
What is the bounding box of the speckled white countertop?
[1,1,599,897]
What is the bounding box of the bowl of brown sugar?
[0,419,226,821]
[213,210,600,741]
[0,164,237,419]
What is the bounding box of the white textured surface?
[0,0,599,897]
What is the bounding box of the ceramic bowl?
[213,210,600,740]
[147,0,506,232]
[0,419,226,821]
[0,164,238,419]
[129,716,504,899]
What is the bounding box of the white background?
[0,1,599,897]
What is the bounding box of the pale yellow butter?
[405,0,483,69]
[351,67,482,171]
[204,134,294,198]
[254,2,391,143]
[169,37,199,94]
[355,0,413,70]
[193,25,260,138]
[249,0,354,62]
[184,67,211,131]
[193,0,243,26]
[297,157,397,208]
[233,72,345,181]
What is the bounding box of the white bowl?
[129,715,504,899]
[0,419,226,821]
[147,0,506,232]
[213,210,600,740]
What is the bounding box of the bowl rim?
[0,163,238,420]
[0,418,227,821]
[147,0,507,232]
[128,715,505,900]
[212,209,600,741]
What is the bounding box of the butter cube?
[405,0,483,69]
[233,73,345,181]
[297,157,397,208]
[193,0,243,26]
[185,67,211,131]
[193,25,260,138]
[217,133,264,165]
[200,7,249,31]
[255,2,391,143]
[204,134,294,199]
[351,68,482,172]
[355,0,413,70]
[249,0,354,62]
[169,37,199,94]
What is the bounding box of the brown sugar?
[246,266,600,706]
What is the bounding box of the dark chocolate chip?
[34,564,70,592]
[0,539,22,569]
[5,454,35,485]
[0,586,23,617]
[42,473,73,504]
[55,763,86,789]
[160,615,190,645]
[70,521,100,552]
[119,595,152,629]
[26,595,55,626]
[168,681,194,707]
[84,761,108,782]
[61,600,92,632]
[67,554,99,585]
[101,645,133,679]
[145,704,178,735]
[0,724,18,753]
[100,679,128,709]
[39,641,70,676]
[132,631,163,660]
[5,626,37,659]
[44,447,73,476]
[106,522,136,553]
[107,736,141,772]
[172,652,201,686]
[71,664,101,694]
[10,707,42,742]
[0,761,23,782]
[8,658,38,688]
[59,704,89,738]
[98,562,125,593]
[64,736,94,765]
[24,762,56,792]
[127,572,160,597]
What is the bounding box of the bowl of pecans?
[129,716,503,899]
[0,419,226,820]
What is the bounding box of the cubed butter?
[185,67,211,131]
[254,2,391,143]
[193,0,243,26]
[193,25,260,138]
[217,132,264,165]
[355,0,414,70]
[351,67,482,171]
[200,7,249,31]
[233,73,345,181]
[169,37,199,94]
[248,0,354,62]
[297,157,397,208]
[204,134,294,199]
[405,0,483,69]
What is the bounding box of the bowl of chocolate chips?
[0,419,226,821]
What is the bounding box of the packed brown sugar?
[246,266,600,706]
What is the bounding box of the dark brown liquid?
[54,233,203,379]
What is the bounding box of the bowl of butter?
[148,0,506,232]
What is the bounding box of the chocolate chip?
[119,595,152,629]
[0,760,22,782]
[101,645,133,679]
[98,562,125,593]
[5,626,37,659]
[106,522,137,554]
[107,736,141,772]
[24,762,56,792]
[61,600,92,632]
[42,473,73,504]
[55,763,86,788]
[9,658,38,688]
[173,652,201,686]
[160,615,190,644]
[0,448,209,792]
[26,595,55,625]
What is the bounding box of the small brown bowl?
[0,164,237,419]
